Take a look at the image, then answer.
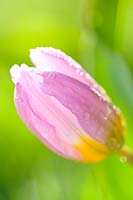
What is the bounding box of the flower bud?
[10,47,125,163]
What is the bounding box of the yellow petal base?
[73,134,109,163]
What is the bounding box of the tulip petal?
[30,47,107,98]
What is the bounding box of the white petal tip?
[30,47,49,70]
[29,47,82,72]
[10,64,21,84]
[10,64,31,84]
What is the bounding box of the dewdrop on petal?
[10,47,125,163]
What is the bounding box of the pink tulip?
[10,47,125,163]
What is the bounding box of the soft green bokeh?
[0,0,133,199]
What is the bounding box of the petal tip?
[30,47,82,73]
[10,64,31,84]
[10,64,21,84]
[30,47,46,70]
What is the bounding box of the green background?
[0,0,133,199]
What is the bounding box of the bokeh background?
[0,0,133,199]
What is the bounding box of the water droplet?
[76,69,80,73]
[120,156,127,163]
[80,71,84,76]
[32,109,36,113]
[104,116,108,120]
[99,96,103,101]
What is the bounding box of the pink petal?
[30,47,107,98]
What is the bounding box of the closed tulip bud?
[10,47,125,163]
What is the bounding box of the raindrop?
[76,69,80,73]
[80,71,84,76]
[120,156,127,163]
[104,116,108,120]
[85,74,91,80]
[32,109,36,113]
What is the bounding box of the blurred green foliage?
[0,0,133,199]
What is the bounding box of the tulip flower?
[10,47,126,163]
